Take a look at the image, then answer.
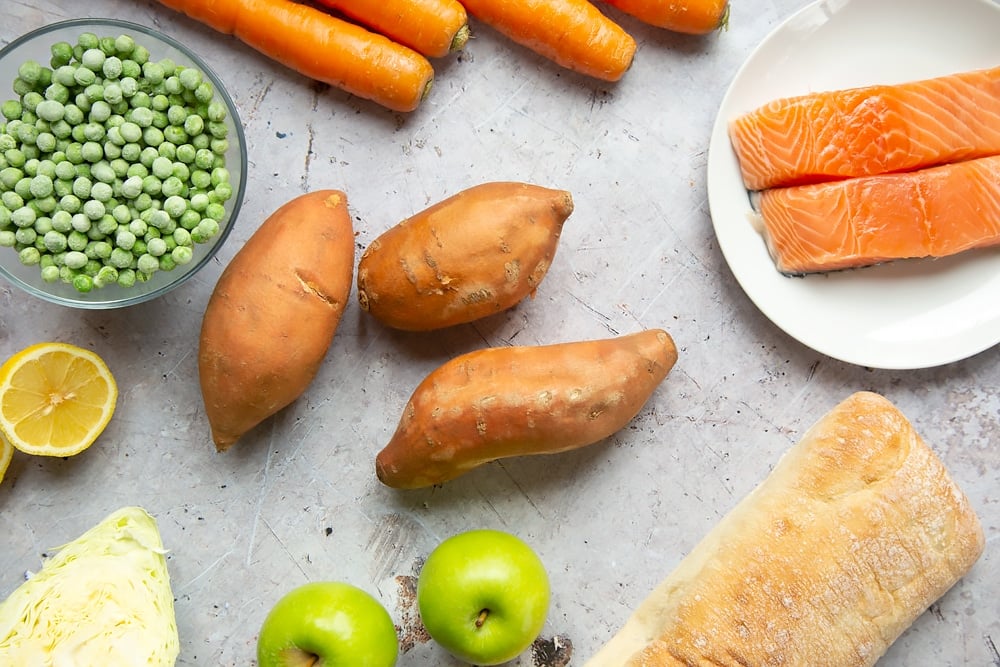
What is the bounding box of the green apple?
[256,581,398,667]
[417,529,550,666]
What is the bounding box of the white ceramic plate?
[706,0,1000,369]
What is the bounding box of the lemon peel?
[0,506,180,665]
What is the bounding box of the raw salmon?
[729,66,1000,191]
[755,154,1000,275]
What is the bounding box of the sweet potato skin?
[198,190,355,451]
[375,329,678,488]
[356,181,573,331]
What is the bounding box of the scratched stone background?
[1,1,998,665]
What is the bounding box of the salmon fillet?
[756,154,1000,275]
[729,66,1000,191]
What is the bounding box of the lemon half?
[0,342,118,457]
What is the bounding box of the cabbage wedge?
[0,506,180,665]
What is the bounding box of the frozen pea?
[105,125,125,146]
[142,61,165,85]
[109,157,129,178]
[133,192,153,212]
[95,215,117,237]
[139,146,159,167]
[34,196,57,214]
[17,60,43,85]
[29,174,53,198]
[50,209,71,231]
[43,229,67,253]
[109,247,133,269]
[160,176,184,198]
[81,48,106,72]
[0,230,15,246]
[171,162,190,183]
[132,238,147,256]
[157,141,176,160]
[163,195,186,219]
[129,219,148,236]
[18,246,41,265]
[189,168,210,189]
[194,148,215,170]
[14,226,36,246]
[194,81,214,104]
[115,34,135,54]
[67,229,89,251]
[44,84,71,106]
[189,192,209,212]
[116,228,136,250]
[0,167,22,189]
[93,264,118,288]
[91,161,115,184]
[102,56,123,79]
[178,67,202,91]
[121,143,141,162]
[141,174,162,196]
[80,141,103,162]
[40,264,60,282]
[11,206,36,228]
[191,133,209,150]
[148,208,170,229]
[151,155,173,179]
[121,175,143,199]
[35,99,65,122]
[207,121,228,139]
[111,203,131,224]
[82,198,104,220]
[62,103,84,125]
[103,82,123,106]
[163,125,187,145]
[90,240,113,259]
[50,41,74,66]
[53,65,77,87]
[1,99,22,120]
[90,181,113,202]
[136,253,159,274]
[72,273,93,293]
[129,90,151,109]
[71,176,92,199]
[175,143,196,164]
[55,161,76,182]
[182,114,204,137]
[142,126,163,147]
[146,236,167,256]
[69,212,89,232]
[73,66,96,87]
[125,162,147,179]
[50,119,72,139]
[82,122,105,142]
[4,191,25,211]
[64,249,88,269]
[163,76,182,95]
[33,216,53,235]
[34,131,55,152]
[119,121,142,143]
[130,106,154,127]
[117,267,136,287]
[5,149,26,168]
[166,105,187,125]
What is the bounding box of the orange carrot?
[313,0,471,58]
[459,0,636,82]
[154,0,435,112]
[602,0,730,35]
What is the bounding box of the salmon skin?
[755,154,1000,275]
[729,66,1000,191]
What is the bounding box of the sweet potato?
[375,329,678,488]
[198,190,355,451]
[356,181,573,331]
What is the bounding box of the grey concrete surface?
[0,1,997,665]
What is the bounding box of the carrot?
[459,0,637,82]
[313,0,471,58]
[602,0,729,34]
[153,0,434,112]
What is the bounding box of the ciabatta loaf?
[587,391,984,667]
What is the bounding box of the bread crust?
[587,391,985,667]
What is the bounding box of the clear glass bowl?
[0,18,247,309]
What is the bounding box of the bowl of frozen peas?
[0,18,247,309]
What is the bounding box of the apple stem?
[476,609,490,628]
